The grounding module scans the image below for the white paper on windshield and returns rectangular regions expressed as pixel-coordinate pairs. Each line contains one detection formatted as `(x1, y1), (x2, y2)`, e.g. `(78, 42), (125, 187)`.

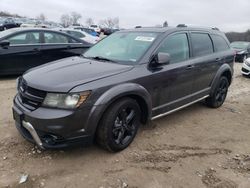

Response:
(135, 36), (155, 42)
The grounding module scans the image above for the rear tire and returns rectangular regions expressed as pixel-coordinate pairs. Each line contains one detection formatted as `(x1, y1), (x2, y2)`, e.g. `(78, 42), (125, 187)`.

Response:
(96, 98), (141, 152)
(205, 76), (229, 108)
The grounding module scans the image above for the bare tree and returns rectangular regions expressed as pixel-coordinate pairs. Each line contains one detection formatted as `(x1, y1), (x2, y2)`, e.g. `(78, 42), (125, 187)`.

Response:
(60, 14), (72, 27)
(0, 11), (22, 18)
(85, 18), (94, 26)
(36, 13), (46, 21)
(99, 17), (119, 28)
(71, 12), (82, 25)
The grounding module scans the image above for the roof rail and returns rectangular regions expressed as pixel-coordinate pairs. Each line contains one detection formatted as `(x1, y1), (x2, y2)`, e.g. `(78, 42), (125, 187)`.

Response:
(211, 27), (220, 31)
(176, 24), (187, 27)
(176, 24), (220, 31)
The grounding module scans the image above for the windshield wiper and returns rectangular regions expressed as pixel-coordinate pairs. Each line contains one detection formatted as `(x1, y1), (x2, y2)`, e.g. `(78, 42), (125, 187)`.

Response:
(89, 56), (116, 63)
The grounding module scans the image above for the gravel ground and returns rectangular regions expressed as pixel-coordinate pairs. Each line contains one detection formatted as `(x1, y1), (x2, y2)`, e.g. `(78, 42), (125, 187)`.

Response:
(0, 63), (249, 188)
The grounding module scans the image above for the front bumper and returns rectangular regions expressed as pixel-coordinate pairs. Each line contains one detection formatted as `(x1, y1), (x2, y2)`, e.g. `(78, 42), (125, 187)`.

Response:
(22, 121), (44, 149)
(13, 95), (98, 149)
(241, 63), (250, 76)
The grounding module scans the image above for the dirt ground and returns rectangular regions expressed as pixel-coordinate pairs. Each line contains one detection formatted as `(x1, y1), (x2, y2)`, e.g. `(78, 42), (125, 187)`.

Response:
(0, 63), (249, 188)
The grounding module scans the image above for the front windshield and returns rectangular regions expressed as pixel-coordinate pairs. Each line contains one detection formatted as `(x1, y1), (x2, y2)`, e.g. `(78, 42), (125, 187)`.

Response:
(84, 31), (158, 63)
(230, 42), (249, 49)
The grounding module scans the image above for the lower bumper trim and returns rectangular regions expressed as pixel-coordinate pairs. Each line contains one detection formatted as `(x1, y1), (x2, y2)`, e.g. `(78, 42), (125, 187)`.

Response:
(22, 121), (44, 149)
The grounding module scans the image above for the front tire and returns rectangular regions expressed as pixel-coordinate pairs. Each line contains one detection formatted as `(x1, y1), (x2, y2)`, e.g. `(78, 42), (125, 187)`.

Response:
(96, 98), (141, 152)
(205, 76), (229, 108)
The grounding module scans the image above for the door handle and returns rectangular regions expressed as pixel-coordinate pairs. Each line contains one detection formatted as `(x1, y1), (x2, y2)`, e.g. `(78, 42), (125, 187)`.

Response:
(67, 45), (72, 49)
(215, 58), (222, 62)
(33, 48), (40, 52)
(186, 65), (195, 70)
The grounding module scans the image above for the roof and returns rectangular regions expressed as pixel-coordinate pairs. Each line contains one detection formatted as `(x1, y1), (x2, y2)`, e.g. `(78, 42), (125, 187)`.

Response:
(5, 27), (56, 32)
(120, 26), (222, 34)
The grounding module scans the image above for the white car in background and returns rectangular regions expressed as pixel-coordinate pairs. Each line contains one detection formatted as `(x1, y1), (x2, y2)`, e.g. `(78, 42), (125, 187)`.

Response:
(58, 28), (100, 44)
(89, 24), (101, 33)
(20, 19), (38, 27)
(242, 58), (250, 77)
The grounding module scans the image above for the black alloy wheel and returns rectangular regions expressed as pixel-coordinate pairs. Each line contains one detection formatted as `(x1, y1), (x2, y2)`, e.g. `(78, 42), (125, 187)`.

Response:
(96, 98), (141, 152)
(205, 76), (229, 108)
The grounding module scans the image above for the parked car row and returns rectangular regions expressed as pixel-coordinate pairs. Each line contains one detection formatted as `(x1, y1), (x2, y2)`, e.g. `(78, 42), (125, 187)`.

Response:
(0, 28), (92, 75)
(0, 16), (63, 30)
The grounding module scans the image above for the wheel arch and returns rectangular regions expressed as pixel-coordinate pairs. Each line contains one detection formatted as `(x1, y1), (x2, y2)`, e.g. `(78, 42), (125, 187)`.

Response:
(86, 83), (152, 136)
(210, 64), (233, 95)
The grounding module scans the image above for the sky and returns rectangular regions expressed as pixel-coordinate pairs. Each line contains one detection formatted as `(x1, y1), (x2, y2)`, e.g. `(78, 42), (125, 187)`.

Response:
(1, 0), (250, 32)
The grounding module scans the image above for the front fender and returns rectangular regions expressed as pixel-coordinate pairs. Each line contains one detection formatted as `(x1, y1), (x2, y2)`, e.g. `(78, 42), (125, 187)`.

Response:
(85, 83), (152, 135)
(94, 83), (151, 106)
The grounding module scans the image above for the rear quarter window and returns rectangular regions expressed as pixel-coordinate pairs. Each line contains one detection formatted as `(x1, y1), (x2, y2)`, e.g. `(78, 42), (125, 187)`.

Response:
(211, 35), (230, 52)
(191, 33), (214, 57)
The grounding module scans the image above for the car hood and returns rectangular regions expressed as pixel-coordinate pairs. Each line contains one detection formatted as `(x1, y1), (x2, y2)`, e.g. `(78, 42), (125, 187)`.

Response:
(23, 56), (134, 92)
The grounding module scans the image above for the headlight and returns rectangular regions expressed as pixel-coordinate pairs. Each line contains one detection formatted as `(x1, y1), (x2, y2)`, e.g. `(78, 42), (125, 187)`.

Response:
(43, 91), (91, 109)
(245, 59), (250, 66)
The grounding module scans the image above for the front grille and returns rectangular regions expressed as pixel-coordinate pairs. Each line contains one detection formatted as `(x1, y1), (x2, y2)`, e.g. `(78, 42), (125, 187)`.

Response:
(17, 77), (46, 111)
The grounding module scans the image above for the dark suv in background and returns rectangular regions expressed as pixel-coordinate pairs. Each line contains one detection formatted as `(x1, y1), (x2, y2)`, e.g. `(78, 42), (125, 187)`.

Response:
(13, 26), (234, 152)
(0, 17), (19, 31)
(230, 41), (250, 62)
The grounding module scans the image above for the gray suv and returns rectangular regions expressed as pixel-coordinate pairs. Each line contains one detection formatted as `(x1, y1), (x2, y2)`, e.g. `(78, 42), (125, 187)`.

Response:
(13, 26), (234, 152)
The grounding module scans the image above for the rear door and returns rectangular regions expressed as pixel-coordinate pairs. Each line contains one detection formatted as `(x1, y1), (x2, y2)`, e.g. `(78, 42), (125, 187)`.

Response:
(0, 31), (42, 74)
(189, 32), (219, 96)
(40, 31), (89, 63)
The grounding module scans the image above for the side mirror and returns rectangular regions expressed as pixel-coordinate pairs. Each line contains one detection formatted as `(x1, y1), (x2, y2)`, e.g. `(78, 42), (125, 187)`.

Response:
(156, 52), (171, 65)
(0, 40), (10, 49)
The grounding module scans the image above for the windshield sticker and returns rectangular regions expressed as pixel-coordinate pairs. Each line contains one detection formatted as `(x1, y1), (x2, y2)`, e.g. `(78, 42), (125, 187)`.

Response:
(135, 36), (155, 42)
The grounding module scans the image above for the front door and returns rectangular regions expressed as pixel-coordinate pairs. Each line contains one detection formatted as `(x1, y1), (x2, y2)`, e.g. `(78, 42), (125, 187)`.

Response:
(149, 32), (196, 116)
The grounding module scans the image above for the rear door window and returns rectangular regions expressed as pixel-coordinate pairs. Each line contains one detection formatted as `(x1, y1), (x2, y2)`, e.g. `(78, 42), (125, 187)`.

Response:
(191, 33), (214, 57)
(211, 35), (230, 52)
